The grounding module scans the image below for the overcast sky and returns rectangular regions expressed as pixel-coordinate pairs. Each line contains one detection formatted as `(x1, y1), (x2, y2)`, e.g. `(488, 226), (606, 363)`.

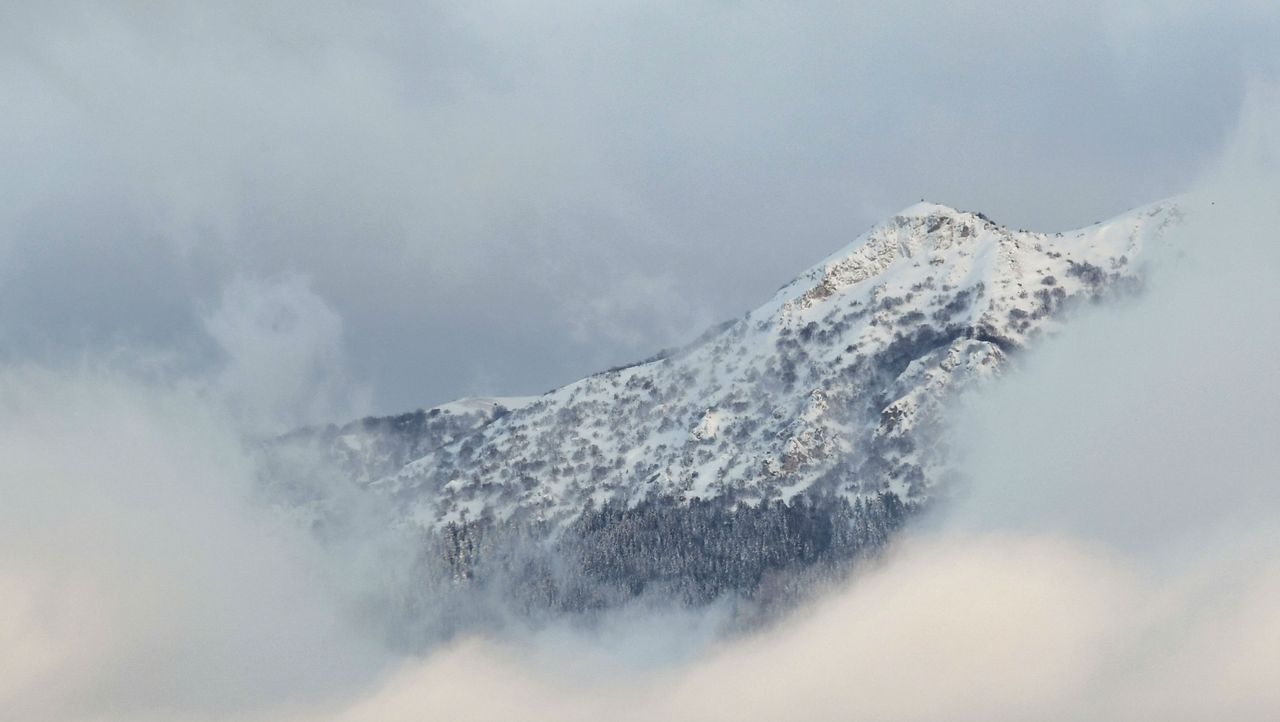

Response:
(2, 1), (1278, 420)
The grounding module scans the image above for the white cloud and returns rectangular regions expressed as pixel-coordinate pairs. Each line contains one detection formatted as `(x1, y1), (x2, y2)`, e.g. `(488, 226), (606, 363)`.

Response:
(0, 366), (388, 722)
(203, 274), (367, 433)
(278, 534), (1276, 722)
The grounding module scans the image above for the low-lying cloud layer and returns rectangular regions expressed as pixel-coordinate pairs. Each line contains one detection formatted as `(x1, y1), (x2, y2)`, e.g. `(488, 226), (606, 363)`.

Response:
(304, 536), (1278, 722)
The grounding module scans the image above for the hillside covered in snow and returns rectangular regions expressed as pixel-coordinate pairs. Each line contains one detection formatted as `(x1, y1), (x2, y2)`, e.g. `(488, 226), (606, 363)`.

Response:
(262, 200), (1184, 636)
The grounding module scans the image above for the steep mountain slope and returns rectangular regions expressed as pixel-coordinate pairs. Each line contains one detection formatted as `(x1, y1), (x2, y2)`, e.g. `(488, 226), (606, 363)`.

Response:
(371, 201), (1181, 527)
(262, 200), (1183, 634)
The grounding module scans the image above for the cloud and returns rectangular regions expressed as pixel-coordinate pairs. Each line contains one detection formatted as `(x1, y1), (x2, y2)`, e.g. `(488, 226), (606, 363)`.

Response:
(948, 81), (1280, 553)
(277, 534), (1277, 722)
(0, 366), (390, 722)
(1, 1), (1277, 411)
(203, 273), (367, 433)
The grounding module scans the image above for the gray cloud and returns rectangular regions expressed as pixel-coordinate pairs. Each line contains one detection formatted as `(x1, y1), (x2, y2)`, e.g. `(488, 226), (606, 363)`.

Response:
(1, 1), (1277, 414)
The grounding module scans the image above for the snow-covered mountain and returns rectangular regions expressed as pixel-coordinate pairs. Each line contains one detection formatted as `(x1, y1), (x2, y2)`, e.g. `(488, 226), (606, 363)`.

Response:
(263, 199), (1183, 632)
(360, 201), (1178, 521)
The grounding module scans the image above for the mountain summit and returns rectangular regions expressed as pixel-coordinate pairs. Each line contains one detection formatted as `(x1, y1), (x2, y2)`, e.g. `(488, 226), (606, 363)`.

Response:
(264, 199), (1184, 635)
(373, 200), (1180, 521)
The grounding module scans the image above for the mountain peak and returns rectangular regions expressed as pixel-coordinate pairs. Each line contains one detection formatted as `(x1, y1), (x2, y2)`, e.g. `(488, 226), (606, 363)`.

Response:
(270, 199), (1185, 533)
(892, 200), (967, 219)
(259, 197), (1189, 633)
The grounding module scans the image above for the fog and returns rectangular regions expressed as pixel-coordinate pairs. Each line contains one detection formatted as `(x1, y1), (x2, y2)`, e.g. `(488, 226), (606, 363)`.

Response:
(0, 367), (388, 721)
(4, 3), (1280, 720)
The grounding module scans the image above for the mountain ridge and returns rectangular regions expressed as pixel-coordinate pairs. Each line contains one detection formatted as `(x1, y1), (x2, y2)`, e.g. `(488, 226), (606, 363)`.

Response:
(256, 198), (1186, 638)
(267, 198), (1183, 533)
